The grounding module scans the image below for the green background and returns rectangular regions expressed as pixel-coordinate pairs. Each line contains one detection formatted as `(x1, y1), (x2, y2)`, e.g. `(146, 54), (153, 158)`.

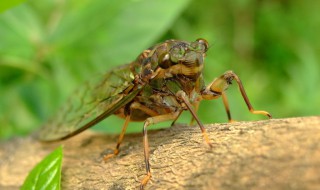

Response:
(1, 0), (319, 140)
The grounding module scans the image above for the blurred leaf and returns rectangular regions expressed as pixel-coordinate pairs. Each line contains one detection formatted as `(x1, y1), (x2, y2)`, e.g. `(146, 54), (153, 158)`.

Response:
(0, 0), (25, 13)
(21, 146), (63, 190)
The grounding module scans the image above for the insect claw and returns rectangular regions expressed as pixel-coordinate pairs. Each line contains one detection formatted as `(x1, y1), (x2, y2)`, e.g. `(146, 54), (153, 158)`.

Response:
(204, 139), (213, 148)
(140, 172), (151, 190)
(103, 153), (116, 161)
(267, 113), (272, 119)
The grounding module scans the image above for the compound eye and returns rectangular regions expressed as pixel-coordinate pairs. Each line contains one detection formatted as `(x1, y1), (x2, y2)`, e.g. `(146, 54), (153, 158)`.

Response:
(170, 46), (185, 63)
(172, 46), (185, 57)
(195, 38), (209, 52)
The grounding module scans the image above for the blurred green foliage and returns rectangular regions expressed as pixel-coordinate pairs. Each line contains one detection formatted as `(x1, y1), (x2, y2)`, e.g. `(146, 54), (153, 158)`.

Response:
(0, 0), (25, 13)
(0, 0), (319, 140)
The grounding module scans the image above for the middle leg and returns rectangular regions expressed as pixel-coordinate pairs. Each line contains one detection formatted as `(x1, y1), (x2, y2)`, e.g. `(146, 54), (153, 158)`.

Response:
(140, 112), (181, 189)
(103, 115), (130, 160)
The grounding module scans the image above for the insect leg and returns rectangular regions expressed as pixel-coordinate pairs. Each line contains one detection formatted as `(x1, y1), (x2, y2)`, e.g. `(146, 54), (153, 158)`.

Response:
(221, 91), (234, 122)
(171, 98), (201, 126)
(201, 70), (272, 121)
(140, 112), (180, 190)
(130, 102), (159, 117)
(103, 115), (130, 161)
(104, 101), (159, 161)
(176, 91), (212, 148)
(189, 101), (200, 125)
(170, 111), (182, 126)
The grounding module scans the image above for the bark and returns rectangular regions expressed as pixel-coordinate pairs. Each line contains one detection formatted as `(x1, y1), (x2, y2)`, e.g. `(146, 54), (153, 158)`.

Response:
(0, 116), (320, 190)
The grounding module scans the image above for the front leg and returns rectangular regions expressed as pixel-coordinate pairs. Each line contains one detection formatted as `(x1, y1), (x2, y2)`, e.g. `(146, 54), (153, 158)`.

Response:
(201, 70), (272, 121)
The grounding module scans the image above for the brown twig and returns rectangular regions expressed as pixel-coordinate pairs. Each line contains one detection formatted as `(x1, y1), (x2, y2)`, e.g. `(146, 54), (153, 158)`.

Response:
(0, 116), (320, 190)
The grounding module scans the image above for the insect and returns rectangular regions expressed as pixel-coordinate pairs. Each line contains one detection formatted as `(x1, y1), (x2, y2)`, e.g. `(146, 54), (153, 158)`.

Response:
(38, 38), (272, 189)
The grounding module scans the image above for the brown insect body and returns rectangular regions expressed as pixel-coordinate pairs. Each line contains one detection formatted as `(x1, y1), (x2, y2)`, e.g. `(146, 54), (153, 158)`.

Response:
(38, 39), (271, 189)
(117, 39), (206, 122)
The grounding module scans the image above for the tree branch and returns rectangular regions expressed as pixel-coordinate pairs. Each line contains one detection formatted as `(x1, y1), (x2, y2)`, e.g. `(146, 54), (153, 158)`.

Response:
(1, 116), (320, 189)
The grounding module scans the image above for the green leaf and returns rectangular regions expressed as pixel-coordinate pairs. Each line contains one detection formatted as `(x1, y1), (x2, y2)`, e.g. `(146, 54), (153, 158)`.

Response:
(0, 0), (25, 13)
(21, 146), (63, 190)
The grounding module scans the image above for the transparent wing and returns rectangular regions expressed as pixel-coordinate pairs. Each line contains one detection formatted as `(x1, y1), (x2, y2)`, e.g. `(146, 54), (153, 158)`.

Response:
(38, 64), (140, 141)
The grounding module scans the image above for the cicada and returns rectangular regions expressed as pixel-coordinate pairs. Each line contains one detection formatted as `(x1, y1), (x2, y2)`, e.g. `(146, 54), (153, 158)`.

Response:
(38, 38), (271, 189)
